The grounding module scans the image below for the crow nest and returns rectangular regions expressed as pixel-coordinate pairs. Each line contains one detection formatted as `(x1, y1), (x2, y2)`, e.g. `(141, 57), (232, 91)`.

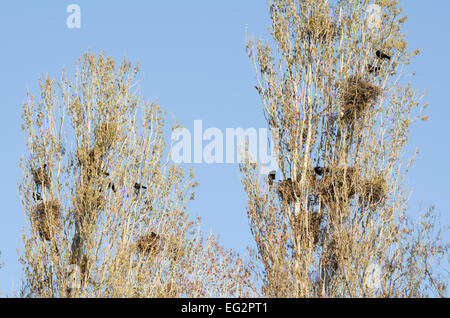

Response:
(302, 13), (338, 43)
(358, 175), (387, 208)
(293, 211), (323, 246)
(93, 121), (119, 157)
(32, 165), (50, 189)
(276, 173), (317, 205)
(32, 200), (61, 241)
(135, 232), (163, 257)
(276, 179), (300, 205)
(339, 75), (382, 123)
(317, 167), (358, 204)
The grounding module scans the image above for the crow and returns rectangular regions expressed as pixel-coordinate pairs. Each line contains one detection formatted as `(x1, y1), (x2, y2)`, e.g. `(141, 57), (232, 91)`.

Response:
(376, 50), (391, 60)
(108, 182), (116, 193)
(268, 170), (276, 186)
(32, 192), (42, 201)
(32, 164), (50, 189)
(134, 183), (147, 195)
(134, 183), (147, 190)
(314, 167), (330, 176)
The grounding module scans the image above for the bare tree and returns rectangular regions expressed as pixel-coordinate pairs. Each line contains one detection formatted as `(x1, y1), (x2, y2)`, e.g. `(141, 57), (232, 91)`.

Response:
(19, 52), (255, 298)
(242, 0), (448, 297)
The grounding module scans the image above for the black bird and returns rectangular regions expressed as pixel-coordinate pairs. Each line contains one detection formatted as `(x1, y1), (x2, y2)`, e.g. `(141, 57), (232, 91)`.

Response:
(108, 182), (116, 193)
(134, 183), (147, 190)
(376, 50), (391, 60)
(268, 170), (276, 186)
(367, 64), (381, 74)
(32, 192), (42, 201)
(314, 167), (330, 176)
(32, 164), (50, 189)
(134, 183), (147, 195)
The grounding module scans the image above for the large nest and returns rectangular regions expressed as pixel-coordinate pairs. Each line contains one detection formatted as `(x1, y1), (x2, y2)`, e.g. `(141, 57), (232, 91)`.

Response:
(302, 13), (338, 43)
(359, 176), (387, 208)
(340, 75), (382, 123)
(94, 122), (118, 156)
(276, 173), (317, 205)
(317, 167), (358, 203)
(135, 232), (163, 257)
(276, 179), (301, 205)
(32, 200), (61, 241)
(32, 165), (50, 189)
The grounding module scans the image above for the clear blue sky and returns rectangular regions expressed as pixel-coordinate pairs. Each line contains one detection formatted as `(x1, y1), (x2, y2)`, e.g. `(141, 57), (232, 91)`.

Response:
(0, 1), (449, 296)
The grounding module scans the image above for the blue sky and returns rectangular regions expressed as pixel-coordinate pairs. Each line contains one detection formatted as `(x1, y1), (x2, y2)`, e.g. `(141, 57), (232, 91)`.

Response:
(0, 1), (449, 296)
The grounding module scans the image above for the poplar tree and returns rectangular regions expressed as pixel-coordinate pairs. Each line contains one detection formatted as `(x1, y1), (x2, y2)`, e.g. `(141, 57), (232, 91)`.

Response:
(242, 0), (448, 297)
(20, 52), (254, 298)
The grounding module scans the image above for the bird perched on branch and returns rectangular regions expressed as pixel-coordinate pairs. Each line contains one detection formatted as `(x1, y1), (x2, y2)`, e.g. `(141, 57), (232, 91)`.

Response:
(376, 50), (391, 60)
(32, 192), (42, 201)
(32, 164), (50, 189)
(134, 183), (147, 195)
(268, 170), (276, 186)
(314, 167), (330, 176)
(108, 182), (116, 193)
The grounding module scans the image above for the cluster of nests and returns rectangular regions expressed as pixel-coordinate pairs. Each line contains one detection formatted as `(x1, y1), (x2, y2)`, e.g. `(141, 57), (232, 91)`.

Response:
(339, 75), (382, 123)
(316, 168), (387, 208)
(272, 167), (387, 209)
(272, 170), (386, 248)
(134, 232), (184, 261)
(299, 14), (384, 125)
(30, 163), (60, 241)
(29, 121), (119, 241)
(72, 122), (121, 217)
(299, 13), (384, 124)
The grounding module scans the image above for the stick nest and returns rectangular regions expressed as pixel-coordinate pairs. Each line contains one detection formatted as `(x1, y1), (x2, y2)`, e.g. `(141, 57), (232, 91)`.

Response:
(317, 167), (358, 203)
(359, 176), (387, 207)
(276, 179), (301, 205)
(276, 173), (317, 205)
(135, 232), (163, 257)
(340, 75), (382, 123)
(32, 200), (61, 241)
